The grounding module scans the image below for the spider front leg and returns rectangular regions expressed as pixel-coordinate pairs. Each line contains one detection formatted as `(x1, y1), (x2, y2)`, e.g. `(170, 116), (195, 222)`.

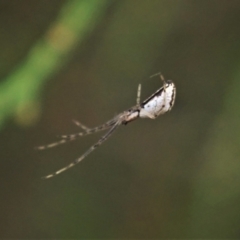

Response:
(43, 120), (121, 179)
(36, 117), (119, 150)
(61, 117), (118, 139)
(72, 119), (90, 131)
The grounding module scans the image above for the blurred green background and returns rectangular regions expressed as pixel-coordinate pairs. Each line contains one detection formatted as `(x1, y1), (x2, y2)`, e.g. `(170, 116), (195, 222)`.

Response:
(1, 0), (240, 238)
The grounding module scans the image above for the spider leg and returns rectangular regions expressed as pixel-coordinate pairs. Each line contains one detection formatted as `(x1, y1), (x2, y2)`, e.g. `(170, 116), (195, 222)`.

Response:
(72, 119), (90, 131)
(150, 72), (166, 90)
(61, 117), (117, 139)
(43, 120), (121, 179)
(159, 73), (167, 91)
(36, 138), (73, 150)
(35, 117), (118, 150)
(136, 84), (141, 106)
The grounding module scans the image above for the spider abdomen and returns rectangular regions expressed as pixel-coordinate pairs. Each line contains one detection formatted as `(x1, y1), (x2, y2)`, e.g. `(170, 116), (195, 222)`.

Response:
(139, 81), (176, 119)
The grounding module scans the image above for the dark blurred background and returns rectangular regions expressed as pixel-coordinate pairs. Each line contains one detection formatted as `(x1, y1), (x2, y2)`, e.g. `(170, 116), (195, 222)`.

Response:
(1, 0), (240, 238)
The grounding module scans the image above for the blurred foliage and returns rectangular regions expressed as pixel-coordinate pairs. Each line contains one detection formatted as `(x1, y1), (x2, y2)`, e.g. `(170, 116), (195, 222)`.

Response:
(1, 0), (240, 239)
(0, 0), (112, 128)
(189, 70), (240, 238)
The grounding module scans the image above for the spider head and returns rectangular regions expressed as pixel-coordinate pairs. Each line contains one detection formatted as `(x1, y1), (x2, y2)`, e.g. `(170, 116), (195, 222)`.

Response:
(122, 109), (140, 125)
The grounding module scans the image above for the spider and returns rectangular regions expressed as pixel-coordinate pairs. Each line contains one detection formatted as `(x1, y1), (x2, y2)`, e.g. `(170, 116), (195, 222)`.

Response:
(37, 73), (176, 179)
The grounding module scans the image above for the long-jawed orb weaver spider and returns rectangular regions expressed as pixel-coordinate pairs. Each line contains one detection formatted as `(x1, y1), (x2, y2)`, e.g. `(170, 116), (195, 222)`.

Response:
(37, 73), (176, 179)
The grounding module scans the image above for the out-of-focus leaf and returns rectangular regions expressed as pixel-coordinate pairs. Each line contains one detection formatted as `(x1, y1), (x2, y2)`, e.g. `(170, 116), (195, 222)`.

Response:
(0, 0), (113, 128)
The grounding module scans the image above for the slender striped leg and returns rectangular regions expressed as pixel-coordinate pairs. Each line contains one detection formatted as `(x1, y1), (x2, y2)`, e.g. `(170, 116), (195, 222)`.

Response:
(43, 120), (121, 179)
(36, 118), (118, 150)
(60, 117), (118, 139)
(36, 138), (76, 150)
(72, 119), (90, 131)
(136, 84), (141, 106)
(150, 72), (166, 90)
